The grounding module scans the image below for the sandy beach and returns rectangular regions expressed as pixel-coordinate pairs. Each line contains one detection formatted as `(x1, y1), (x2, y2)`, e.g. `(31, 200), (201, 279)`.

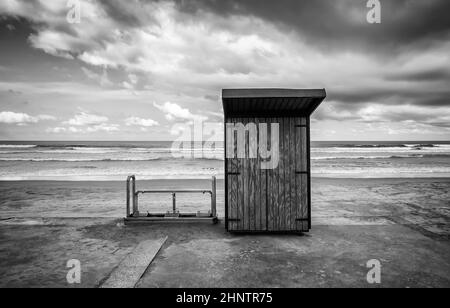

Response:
(1, 178), (449, 235)
(0, 177), (449, 288)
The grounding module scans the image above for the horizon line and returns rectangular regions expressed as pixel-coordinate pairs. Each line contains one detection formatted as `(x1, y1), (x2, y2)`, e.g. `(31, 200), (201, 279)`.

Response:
(0, 140), (449, 143)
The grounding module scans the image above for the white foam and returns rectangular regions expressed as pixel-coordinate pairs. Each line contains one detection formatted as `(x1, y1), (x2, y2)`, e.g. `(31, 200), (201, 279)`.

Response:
(0, 145), (37, 148)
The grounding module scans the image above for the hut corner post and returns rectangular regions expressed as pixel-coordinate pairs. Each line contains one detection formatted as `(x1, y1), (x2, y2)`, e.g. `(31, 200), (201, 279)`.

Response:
(211, 176), (217, 217)
(224, 116), (229, 230)
(307, 116), (312, 230)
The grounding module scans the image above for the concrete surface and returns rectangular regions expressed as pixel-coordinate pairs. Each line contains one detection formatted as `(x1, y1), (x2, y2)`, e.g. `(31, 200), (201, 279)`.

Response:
(0, 217), (449, 288)
(1, 178), (449, 287)
(136, 223), (450, 288)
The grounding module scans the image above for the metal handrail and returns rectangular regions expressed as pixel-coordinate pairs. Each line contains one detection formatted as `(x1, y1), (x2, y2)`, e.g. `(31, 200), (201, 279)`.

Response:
(137, 190), (212, 195)
(126, 176), (217, 218)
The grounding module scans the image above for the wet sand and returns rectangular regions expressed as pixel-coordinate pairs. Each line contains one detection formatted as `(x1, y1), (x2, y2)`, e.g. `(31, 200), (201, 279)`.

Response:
(0, 177), (449, 287)
(1, 178), (449, 229)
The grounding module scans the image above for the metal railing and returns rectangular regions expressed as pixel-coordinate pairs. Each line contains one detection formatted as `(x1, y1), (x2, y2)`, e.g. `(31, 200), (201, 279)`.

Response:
(126, 175), (217, 219)
(126, 175), (136, 218)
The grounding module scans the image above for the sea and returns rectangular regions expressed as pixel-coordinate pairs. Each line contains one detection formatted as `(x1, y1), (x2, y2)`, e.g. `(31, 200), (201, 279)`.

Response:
(0, 141), (449, 181)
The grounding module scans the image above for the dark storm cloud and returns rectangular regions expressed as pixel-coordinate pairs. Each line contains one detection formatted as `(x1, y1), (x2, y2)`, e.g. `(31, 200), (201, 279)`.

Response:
(8, 89), (22, 95)
(97, 0), (161, 28)
(98, 0), (142, 27)
(204, 94), (219, 101)
(175, 0), (450, 54)
(385, 68), (450, 82)
(331, 88), (450, 107)
(313, 99), (450, 129)
(430, 122), (450, 128)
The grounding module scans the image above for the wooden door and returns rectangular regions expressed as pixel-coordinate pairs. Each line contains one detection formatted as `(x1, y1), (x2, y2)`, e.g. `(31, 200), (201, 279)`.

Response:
(226, 117), (309, 232)
(226, 117), (266, 231)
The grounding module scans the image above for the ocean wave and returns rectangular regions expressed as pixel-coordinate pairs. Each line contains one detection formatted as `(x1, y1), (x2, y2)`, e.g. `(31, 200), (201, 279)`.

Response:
(409, 144), (436, 148)
(0, 156), (224, 162)
(4, 155), (447, 162)
(318, 144), (409, 148)
(1, 153), (448, 162)
(422, 154), (450, 158)
(0, 146), (225, 156)
(312, 155), (401, 160)
(311, 153), (450, 160)
(389, 155), (422, 159)
(31, 144), (168, 149)
(314, 143), (448, 149)
(0, 158), (164, 162)
(2, 143), (449, 153)
(26, 143), (222, 150)
(389, 154), (450, 159)
(0, 145), (37, 148)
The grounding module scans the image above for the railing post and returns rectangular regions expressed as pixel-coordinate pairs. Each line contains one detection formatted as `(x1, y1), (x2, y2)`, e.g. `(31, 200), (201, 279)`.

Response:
(132, 176), (139, 216)
(172, 193), (177, 214)
(211, 176), (217, 217)
(134, 193), (139, 217)
(126, 176), (130, 217)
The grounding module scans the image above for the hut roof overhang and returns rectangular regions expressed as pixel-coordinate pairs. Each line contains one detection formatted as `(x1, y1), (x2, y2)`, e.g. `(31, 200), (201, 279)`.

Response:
(222, 88), (326, 118)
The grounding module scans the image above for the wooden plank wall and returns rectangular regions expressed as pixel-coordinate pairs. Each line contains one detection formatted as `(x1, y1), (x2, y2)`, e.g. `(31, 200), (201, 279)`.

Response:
(226, 117), (239, 231)
(295, 117), (309, 231)
(226, 117), (308, 232)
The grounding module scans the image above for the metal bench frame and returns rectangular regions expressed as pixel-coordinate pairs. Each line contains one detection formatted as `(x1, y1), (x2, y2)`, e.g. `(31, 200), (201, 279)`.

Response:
(124, 175), (218, 224)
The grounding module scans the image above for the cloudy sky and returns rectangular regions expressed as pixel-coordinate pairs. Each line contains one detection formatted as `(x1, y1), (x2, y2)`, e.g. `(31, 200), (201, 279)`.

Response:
(0, 0), (449, 141)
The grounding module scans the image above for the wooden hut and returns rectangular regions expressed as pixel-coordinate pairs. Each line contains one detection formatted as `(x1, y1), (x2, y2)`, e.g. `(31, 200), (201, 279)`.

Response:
(223, 88), (326, 233)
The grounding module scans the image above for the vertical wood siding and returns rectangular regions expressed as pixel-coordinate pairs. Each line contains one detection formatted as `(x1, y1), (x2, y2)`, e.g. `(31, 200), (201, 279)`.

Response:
(226, 117), (309, 232)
